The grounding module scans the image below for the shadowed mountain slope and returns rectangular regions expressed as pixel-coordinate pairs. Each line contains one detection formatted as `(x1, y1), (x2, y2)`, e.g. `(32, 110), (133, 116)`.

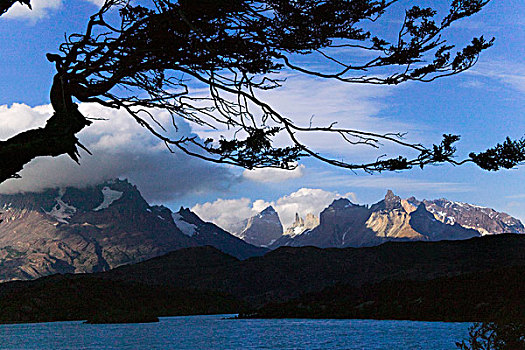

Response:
(103, 234), (525, 305)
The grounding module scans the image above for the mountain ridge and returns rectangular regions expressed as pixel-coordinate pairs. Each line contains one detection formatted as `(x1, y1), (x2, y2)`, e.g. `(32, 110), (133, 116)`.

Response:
(1, 181), (522, 282)
(0, 179), (266, 282)
(263, 190), (523, 249)
(101, 234), (525, 305)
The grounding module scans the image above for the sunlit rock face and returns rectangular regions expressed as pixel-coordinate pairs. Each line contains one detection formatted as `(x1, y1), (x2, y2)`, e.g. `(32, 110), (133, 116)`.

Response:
(271, 198), (379, 249)
(269, 190), (523, 249)
(233, 206), (283, 247)
(284, 213), (320, 237)
(365, 210), (423, 240)
(0, 179), (265, 282)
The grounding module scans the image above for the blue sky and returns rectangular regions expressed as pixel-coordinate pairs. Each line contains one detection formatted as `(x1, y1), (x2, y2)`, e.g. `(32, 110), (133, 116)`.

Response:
(0, 0), (523, 229)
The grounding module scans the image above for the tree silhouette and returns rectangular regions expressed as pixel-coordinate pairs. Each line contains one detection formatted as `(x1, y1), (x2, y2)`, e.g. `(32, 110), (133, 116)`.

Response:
(1, 0), (524, 184)
(0, 1), (31, 16)
(456, 322), (525, 350)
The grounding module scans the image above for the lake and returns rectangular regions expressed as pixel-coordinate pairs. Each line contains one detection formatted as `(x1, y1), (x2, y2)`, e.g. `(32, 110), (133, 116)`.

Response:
(0, 315), (471, 349)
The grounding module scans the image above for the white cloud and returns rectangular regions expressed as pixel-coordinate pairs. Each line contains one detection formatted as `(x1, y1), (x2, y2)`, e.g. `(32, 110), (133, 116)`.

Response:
(0, 103), (48, 139)
(304, 170), (473, 194)
(2, 0), (62, 21)
(500, 74), (525, 94)
(242, 164), (305, 183)
(85, 0), (106, 6)
(0, 103), (238, 202)
(505, 194), (525, 199)
(459, 80), (486, 89)
(468, 61), (525, 94)
(271, 188), (357, 229)
(190, 74), (423, 166)
(192, 187), (356, 231)
(191, 198), (257, 232)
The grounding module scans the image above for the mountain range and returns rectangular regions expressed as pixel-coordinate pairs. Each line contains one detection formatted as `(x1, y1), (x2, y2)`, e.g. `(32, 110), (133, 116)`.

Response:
(232, 190), (524, 248)
(0, 180), (523, 282)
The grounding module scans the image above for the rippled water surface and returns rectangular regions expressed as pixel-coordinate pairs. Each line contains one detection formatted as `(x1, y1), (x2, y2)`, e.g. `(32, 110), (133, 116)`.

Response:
(0, 315), (470, 349)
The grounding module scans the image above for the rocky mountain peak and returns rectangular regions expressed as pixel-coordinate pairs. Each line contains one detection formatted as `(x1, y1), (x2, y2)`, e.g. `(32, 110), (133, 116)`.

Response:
(99, 179), (149, 211)
(271, 190), (522, 249)
(289, 213), (305, 229)
(421, 198), (524, 235)
(234, 206), (283, 247)
(409, 202), (480, 241)
(175, 207), (203, 226)
(411, 202), (432, 218)
(385, 190), (403, 209)
(304, 213), (319, 228)
(328, 198), (353, 210)
(401, 198), (418, 213)
(260, 206), (277, 216)
(284, 212), (319, 237)
(35, 178), (147, 216)
(371, 190), (403, 212)
(294, 213), (304, 226)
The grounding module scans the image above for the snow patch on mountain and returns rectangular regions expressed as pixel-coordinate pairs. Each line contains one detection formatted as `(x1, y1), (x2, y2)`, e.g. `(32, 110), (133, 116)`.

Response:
(172, 213), (197, 237)
(45, 190), (77, 224)
(423, 198), (524, 235)
(93, 187), (123, 211)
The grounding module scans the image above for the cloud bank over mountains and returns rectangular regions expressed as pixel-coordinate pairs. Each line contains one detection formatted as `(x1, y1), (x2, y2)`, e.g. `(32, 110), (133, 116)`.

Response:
(0, 103), (237, 202)
(0, 71), (402, 204)
(192, 188), (357, 230)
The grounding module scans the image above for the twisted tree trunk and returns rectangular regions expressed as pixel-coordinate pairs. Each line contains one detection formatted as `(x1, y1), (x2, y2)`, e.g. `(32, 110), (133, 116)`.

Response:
(0, 74), (91, 183)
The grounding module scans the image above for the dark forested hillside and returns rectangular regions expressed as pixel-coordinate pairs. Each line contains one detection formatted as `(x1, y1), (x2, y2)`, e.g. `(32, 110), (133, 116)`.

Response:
(0, 234), (523, 323)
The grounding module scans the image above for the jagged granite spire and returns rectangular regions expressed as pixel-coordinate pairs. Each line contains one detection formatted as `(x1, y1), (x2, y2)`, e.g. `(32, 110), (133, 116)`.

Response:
(284, 212), (319, 237)
(370, 190), (403, 211)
